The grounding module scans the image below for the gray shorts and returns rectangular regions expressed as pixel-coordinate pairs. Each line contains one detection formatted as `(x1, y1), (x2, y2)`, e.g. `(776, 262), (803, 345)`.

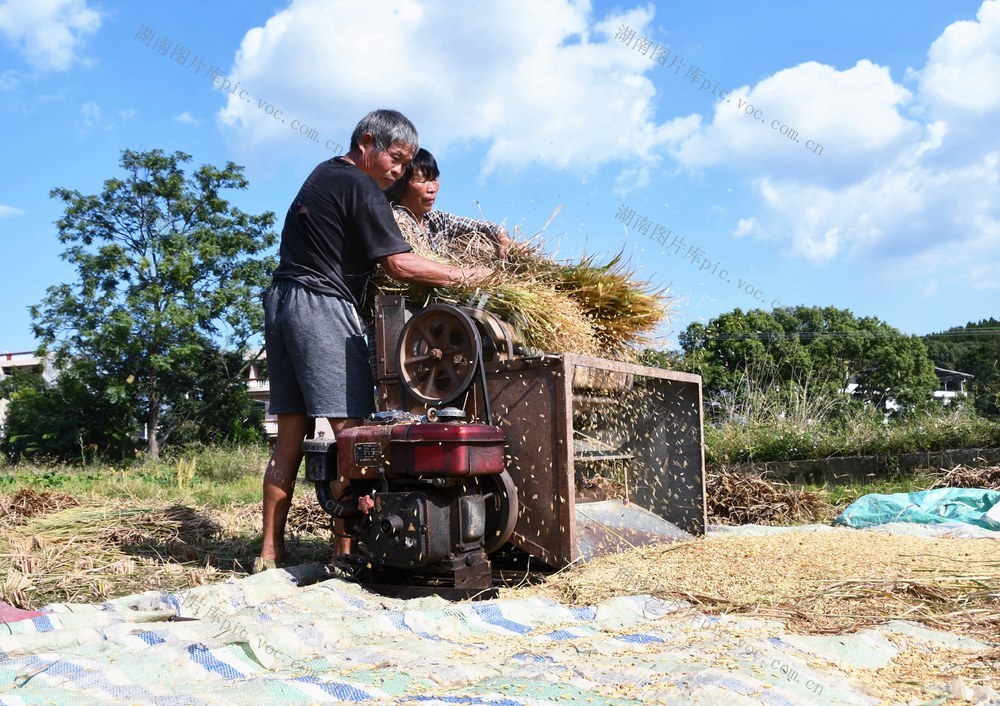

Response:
(263, 280), (375, 418)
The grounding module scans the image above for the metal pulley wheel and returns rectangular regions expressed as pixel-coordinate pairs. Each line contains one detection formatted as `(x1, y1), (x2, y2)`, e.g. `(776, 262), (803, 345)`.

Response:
(397, 304), (482, 405)
(462, 469), (519, 554)
(462, 306), (519, 363)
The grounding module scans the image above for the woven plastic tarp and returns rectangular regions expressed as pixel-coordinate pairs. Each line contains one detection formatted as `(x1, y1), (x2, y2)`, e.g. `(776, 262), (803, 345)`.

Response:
(834, 487), (1000, 530)
(0, 560), (994, 705)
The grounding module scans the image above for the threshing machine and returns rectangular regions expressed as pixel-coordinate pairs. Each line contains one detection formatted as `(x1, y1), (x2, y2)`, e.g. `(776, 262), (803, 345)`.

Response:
(303, 295), (706, 597)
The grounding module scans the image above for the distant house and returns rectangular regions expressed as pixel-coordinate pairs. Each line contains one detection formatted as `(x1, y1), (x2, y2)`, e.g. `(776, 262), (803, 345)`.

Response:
(244, 351), (276, 440)
(932, 367), (974, 405)
(0, 351), (54, 429)
(844, 366), (973, 411)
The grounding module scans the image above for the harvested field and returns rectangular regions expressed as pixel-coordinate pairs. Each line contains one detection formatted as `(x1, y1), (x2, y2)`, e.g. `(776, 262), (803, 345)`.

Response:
(0, 487), (333, 610)
(3, 479), (998, 702)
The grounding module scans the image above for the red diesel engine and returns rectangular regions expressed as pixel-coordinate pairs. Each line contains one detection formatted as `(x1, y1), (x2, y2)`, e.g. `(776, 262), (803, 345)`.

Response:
(303, 303), (521, 595)
(303, 408), (518, 593)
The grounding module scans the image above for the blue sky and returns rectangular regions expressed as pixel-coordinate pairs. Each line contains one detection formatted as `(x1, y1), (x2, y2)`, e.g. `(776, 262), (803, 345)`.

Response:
(1, 0), (997, 355)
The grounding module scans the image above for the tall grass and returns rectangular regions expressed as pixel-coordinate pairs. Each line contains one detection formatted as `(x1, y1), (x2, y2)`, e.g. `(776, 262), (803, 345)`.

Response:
(0, 444), (272, 507)
(707, 402), (1000, 466)
(701, 360), (1000, 466)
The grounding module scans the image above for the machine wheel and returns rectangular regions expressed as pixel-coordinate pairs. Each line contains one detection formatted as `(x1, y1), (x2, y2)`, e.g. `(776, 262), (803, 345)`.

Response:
(480, 470), (519, 554)
(463, 307), (518, 362)
(397, 304), (482, 406)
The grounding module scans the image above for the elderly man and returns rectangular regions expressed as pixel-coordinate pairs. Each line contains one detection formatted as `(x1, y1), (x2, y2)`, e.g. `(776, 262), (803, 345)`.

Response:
(258, 109), (491, 572)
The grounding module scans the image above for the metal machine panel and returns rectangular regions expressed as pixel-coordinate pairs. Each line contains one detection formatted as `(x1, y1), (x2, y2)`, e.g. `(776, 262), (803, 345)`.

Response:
(564, 354), (707, 538)
(483, 358), (575, 568)
(574, 500), (693, 560)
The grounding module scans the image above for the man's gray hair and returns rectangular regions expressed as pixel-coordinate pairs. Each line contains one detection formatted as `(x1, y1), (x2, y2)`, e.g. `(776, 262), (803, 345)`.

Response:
(350, 109), (419, 153)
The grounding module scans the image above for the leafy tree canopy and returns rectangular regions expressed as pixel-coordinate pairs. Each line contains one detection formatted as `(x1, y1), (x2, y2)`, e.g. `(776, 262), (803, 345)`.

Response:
(679, 305), (939, 412)
(30, 149), (277, 458)
(1, 363), (135, 463)
(925, 318), (1000, 418)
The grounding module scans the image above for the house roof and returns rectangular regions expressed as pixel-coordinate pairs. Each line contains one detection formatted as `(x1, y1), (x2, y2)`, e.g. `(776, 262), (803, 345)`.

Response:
(934, 366), (974, 380)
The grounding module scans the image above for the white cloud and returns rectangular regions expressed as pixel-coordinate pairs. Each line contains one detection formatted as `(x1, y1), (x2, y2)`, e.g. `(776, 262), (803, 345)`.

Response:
(173, 111), (200, 125)
(0, 204), (26, 218)
(737, 134), (1000, 270)
(732, 217), (755, 238)
(0, 0), (101, 72)
(0, 68), (18, 90)
(80, 99), (101, 127)
(668, 0), (1000, 291)
(218, 0), (677, 176)
(968, 262), (1000, 289)
(78, 100), (131, 130)
(920, 0), (1000, 114)
(673, 59), (921, 184)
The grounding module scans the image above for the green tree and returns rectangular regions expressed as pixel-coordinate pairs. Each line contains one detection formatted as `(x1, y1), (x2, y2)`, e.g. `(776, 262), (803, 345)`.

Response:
(679, 305), (938, 415)
(925, 318), (1000, 418)
(158, 344), (266, 447)
(1, 363), (135, 463)
(31, 149), (277, 458)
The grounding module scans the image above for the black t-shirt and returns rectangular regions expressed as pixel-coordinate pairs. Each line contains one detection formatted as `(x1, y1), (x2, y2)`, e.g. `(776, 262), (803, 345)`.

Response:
(272, 157), (412, 305)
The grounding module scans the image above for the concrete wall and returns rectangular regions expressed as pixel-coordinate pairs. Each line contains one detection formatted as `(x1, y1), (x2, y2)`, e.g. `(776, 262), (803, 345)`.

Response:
(721, 447), (1000, 485)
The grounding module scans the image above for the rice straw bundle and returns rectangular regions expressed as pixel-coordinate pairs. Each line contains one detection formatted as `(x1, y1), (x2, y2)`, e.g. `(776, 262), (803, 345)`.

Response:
(0, 488), (78, 527)
(374, 212), (672, 360)
(705, 469), (832, 525)
(930, 462), (1000, 491)
(550, 253), (669, 356)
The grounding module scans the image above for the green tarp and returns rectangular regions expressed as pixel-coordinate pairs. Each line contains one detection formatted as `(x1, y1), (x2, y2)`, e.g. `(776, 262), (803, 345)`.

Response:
(834, 487), (1000, 530)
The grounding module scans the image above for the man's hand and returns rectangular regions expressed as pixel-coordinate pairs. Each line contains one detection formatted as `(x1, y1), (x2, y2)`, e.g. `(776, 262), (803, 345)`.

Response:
(459, 266), (493, 286)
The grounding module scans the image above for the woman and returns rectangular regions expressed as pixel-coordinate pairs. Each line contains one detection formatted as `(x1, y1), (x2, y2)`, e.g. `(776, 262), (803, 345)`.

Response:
(385, 149), (515, 257)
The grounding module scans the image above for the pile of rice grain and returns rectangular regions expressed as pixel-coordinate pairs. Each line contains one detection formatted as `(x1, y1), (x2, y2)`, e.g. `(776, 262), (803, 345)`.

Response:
(513, 529), (999, 702)
(515, 528), (1000, 640)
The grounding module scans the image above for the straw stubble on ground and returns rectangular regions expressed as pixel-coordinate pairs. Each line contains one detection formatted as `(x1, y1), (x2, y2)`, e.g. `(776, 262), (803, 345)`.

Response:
(0, 487), (334, 609)
(705, 468), (834, 525)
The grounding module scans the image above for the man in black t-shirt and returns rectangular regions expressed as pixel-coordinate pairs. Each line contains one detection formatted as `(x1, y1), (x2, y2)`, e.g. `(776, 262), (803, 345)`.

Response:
(259, 109), (491, 572)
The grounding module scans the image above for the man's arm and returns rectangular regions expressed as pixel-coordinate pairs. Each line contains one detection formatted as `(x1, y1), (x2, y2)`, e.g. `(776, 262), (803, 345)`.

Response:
(379, 251), (491, 287)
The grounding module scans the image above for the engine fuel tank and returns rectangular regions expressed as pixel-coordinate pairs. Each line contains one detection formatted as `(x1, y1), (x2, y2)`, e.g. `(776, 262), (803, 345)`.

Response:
(337, 422), (505, 480)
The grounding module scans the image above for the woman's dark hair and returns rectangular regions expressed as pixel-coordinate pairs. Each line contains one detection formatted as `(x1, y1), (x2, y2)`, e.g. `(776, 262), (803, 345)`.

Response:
(384, 148), (440, 204)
